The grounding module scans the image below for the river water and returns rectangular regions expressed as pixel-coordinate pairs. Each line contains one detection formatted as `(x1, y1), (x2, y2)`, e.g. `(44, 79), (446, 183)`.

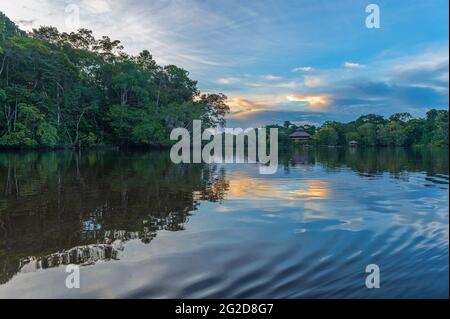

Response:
(0, 147), (448, 298)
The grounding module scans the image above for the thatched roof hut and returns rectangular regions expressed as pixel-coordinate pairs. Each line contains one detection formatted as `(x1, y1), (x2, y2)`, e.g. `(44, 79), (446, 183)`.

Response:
(289, 129), (312, 141)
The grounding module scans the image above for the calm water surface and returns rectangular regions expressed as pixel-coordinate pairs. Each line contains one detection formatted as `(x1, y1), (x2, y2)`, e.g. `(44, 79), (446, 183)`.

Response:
(0, 148), (448, 298)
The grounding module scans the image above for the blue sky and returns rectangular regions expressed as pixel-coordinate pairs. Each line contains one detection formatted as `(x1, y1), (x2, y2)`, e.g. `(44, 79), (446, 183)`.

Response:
(2, 0), (448, 127)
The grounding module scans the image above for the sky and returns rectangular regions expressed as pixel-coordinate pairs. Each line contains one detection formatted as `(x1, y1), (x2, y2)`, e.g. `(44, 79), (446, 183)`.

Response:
(1, 0), (448, 127)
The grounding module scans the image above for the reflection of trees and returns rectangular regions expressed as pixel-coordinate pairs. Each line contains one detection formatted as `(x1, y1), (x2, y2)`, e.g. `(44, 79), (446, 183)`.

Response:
(282, 147), (449, 177)
(0, 151), (229, 284)
(194, 167), (229, 202)
(20, 243), (122, 273)
(278, 146), (316, 174)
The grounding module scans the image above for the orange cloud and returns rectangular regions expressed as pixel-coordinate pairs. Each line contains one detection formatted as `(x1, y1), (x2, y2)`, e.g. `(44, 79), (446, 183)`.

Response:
(286, 94), (330, 109)
(228, 96), (284, 118)
(226, 93), (331, 118)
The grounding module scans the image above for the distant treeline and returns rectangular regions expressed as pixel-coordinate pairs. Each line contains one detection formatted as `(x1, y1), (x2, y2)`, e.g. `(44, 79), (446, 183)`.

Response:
(270, 110), (449, 147)
(0, 12), (229, 149)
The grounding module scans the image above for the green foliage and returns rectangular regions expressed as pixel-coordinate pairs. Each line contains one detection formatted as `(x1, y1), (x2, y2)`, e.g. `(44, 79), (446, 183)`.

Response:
(377, 121), (406, 146)
(133, 118), (168, 146)
(0, 130), (37, 147)
(355, 114), (386, 126)
(345, 132), (360, 143)
(37, 123), (58, 147)
(358, 123), (377, 146)
(315, 127), (339, 146)
(276, 110), (448, 148)
(86, 132), (97, 145)
(0, 11), (229, 149)
(0, 12), (25, 43)
(425, 109), (449, 147)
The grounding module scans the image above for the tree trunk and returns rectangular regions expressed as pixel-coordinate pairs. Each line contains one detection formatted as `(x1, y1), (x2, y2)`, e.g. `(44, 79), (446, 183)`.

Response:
(73, 109), (86, 148)
(0, 54), (6, 77)
(13, 99), (17, 132)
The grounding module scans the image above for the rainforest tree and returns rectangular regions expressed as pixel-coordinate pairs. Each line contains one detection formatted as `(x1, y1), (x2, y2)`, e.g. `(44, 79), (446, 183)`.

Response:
(0, 12), (230, 149)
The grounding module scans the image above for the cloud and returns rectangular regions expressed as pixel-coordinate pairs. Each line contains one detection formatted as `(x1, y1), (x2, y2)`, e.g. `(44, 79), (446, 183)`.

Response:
(245, 82), (265, 88)
(218, 46), (448, 126)
(226, 93), (331, 119)
(2, 0), (270, 72)
(387, 49), (449, 93)
(221, 47), (447, 122)
(226, 110), (347, 128)
(286, 94), (330, 109)
(292, 66), (314, 72)
(344, 62), (364, 69)
(15, 19), (36, 26)
(263, 75), (282, 81)
(304, 76), (325, 88)
(227, 97), (272, 118)
(272, 81), (303, 89)
(216, 77), (240, 85)
(81, 0), (112, 13)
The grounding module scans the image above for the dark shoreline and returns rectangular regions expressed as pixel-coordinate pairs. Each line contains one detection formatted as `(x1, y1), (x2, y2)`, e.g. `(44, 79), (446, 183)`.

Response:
(0, 144), (447, 156)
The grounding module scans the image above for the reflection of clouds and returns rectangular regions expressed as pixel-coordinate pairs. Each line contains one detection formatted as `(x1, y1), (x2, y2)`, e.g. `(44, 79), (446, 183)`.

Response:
(285, 181), (329, 200)
(302, 201), (328, 220)
(303, 211), (326, 221)
(211, 163), (447, 243)
(223, 174), (330, 201)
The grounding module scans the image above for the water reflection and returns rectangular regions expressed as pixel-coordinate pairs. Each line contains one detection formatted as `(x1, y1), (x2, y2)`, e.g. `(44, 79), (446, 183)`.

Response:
(0, 147), (448, 298)
(0, 151), (227, 283)
(280, 147), (448, 177)
(224, 176), (330, 200)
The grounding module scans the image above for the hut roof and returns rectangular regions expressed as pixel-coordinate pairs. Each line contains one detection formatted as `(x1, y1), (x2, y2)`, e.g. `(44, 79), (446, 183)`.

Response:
(348, 140), (358, 144)
(289, 130), (312, 138)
